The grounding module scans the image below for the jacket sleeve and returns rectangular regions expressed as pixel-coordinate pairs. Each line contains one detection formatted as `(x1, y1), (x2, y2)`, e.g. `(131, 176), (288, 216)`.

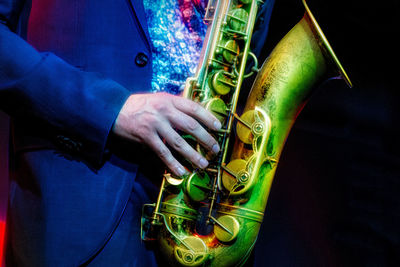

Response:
(0, 2), (132, 165)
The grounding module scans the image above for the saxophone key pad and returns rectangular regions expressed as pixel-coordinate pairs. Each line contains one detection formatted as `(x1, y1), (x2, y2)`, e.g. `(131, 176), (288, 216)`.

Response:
(174, 236), (208, 266)
(213, 215), (240, 242)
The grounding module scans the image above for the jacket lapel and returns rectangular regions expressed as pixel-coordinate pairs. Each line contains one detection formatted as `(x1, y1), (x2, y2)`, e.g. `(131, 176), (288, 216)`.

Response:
(127, 0), (152, 52)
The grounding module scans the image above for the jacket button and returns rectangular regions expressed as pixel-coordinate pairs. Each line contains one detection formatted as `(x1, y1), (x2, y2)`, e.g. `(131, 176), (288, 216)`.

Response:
(135, 52), (149, 67)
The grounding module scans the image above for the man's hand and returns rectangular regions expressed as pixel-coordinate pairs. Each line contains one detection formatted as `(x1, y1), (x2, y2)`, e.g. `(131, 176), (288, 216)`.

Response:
(113, 93), (221, 176)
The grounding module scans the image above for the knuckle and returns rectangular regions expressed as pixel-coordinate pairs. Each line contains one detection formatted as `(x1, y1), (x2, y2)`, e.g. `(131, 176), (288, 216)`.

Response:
(146, 114), (159, 125)
(135, 124), (152, 140)
(159, 92), (170, 98)
(152, 95), (172, 113)
(172, 135), (185, 149)
(157, 147), (171, 160)
(153, 101), (167, 113)
(190, 103), (200, 114)
(186, 118), (199, 132)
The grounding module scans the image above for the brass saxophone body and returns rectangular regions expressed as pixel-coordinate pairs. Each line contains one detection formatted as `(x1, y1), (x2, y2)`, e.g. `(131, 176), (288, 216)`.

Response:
(141, 1), (352, 266)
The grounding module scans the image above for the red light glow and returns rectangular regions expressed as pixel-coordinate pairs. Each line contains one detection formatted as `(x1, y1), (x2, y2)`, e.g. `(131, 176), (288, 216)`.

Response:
(0, 221), (5, 267)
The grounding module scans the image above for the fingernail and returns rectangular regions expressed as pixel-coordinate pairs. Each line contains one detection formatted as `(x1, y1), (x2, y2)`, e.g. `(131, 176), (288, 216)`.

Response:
(214, 120), (222, 130)
(176, 166), (186, 176)
(212, 143), (220, 154)
(199, 158), (208, 169)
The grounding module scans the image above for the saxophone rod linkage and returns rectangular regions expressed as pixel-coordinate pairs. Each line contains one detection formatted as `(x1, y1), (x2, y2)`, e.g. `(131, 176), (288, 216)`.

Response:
(233, 113), (252, 129)
(217, 0), (260, 168)
(206, 166), (220, 223)
(209, 215), (234, 235)
(156, 212), (195, 252)
(220, 164), (237, 178)
(151, 177), (166, 223)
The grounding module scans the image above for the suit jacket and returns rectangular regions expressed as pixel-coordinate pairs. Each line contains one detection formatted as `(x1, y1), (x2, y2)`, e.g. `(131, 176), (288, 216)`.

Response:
(0, 0), (274, 266)
(1, 0), (156, 265)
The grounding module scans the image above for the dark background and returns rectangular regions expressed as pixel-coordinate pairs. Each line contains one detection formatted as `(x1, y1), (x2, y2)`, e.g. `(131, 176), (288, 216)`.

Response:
(252, 0), (400, 266)
(1, 0), (399, 266)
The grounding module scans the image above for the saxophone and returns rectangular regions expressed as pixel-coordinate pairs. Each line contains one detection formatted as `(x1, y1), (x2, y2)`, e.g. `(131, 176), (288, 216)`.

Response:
(141, 0), (352, 266)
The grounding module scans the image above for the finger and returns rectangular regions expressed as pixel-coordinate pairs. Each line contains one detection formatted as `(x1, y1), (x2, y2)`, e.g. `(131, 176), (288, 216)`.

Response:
(168, 110), (220, 154)
(156, 121), (209, 169)
(145, 133), (187, 176)
(172, 97), (222, 131)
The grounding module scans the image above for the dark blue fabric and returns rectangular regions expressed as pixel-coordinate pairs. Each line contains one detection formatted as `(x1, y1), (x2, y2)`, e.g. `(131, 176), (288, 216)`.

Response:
(84, 171), (158, 267)
(7, 151), (136, 266)
(0, 0), (157, 265)
(0, 0), (275, 265)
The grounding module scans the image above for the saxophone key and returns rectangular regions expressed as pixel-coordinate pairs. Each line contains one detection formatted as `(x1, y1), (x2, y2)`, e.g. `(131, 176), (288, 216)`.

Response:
(184, 172), (213, 202)
(221, 159), (248, 192)
(236, 109), (266, 144)
(204, 97), (228, 125)
(227, 8), (249, 34)
(219, 39), (240, 64)
(211, 70), (236, 95)
(213, 215), (240, 243)
(174, 236), (208, 266)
